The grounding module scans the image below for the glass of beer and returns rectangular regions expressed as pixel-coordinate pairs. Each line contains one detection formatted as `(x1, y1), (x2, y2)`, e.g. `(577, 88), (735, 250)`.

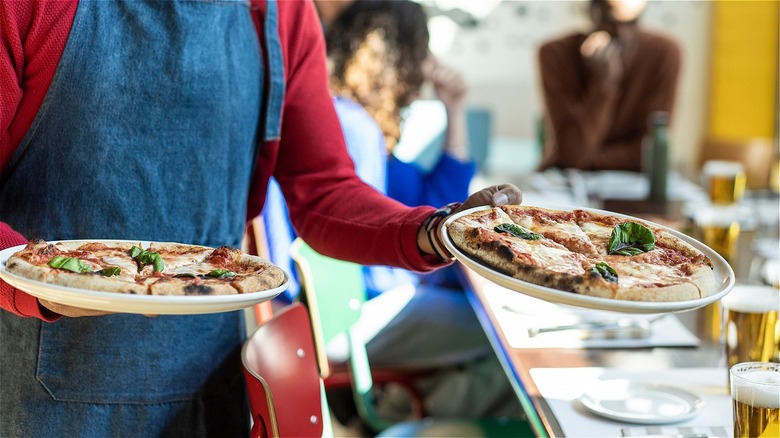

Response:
(730, 362), (780, 438)
(702, 160), (747, 205)
(723, 285), (780, 374)
(694, 206), (741, 264)
(694, 206), (742, 342)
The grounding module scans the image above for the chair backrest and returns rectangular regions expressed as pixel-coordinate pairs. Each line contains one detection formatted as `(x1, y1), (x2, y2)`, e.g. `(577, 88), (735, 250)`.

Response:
(289, 238), (364, 379)
(243, 217), (274, 324)
(289, 238), (398, 432)
(241, 303), (325, 438)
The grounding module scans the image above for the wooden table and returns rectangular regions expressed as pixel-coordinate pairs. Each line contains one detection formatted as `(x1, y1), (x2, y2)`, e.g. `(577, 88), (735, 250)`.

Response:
(459, 266), (726, 438)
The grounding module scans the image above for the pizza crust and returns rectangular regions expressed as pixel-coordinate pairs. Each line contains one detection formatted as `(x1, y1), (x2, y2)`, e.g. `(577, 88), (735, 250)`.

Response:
(149, 278), (238, 296)
(612, 282), (700, 302)
(5, 256), (55, 284)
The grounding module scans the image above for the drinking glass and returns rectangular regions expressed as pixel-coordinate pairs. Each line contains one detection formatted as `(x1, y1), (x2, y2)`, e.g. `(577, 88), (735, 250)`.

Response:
(730, 362), (779, 438)
(694, 206), (741, 264)
(702, 160), (747, 205)
(723, 286), (780, 376)
(694, 206), (742, 341)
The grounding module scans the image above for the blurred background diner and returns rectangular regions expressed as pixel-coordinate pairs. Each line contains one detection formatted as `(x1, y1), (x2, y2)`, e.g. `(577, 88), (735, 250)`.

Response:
(416, 0), (777, 188)
(392, 0), (778, 285)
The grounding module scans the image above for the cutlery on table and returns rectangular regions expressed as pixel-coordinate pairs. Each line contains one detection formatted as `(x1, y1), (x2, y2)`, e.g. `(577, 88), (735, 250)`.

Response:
(527, 318), (653, 339)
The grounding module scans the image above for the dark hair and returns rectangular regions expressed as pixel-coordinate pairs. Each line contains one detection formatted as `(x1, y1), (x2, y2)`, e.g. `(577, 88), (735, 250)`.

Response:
(326, 0), (430, 152)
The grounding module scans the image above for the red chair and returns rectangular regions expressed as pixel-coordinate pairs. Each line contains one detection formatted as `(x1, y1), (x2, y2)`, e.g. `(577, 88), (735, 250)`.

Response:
(241, 303), (328, 437)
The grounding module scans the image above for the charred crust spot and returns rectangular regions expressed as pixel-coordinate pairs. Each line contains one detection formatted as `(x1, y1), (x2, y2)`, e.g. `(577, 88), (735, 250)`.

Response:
(6, 261), (17, 269)
(495, 245), (514, 262)
(550, 276), (580, 292)
(184, 284), (214, 295)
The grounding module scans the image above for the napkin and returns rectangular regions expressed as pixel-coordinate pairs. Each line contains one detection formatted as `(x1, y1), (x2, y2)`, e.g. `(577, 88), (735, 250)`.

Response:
(530, 367), (732, 438)
(484, 283), (700, 349)
(620, 425), (732, 437)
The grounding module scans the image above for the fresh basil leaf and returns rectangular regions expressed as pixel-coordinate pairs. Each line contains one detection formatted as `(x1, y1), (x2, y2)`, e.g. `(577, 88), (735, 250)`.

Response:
(129, 246), (142, 259)
(589, 262), (618, 283)
(206, 269), (237, 279)
(495, 223), (542, 240)
(608, 222), (656, 256)
(151, 253), (164, 273)
(48, 256), (93, 273)
(48, 256), (68, 268)
(129, 247), (165, 273)
(99, 267), (121, 277)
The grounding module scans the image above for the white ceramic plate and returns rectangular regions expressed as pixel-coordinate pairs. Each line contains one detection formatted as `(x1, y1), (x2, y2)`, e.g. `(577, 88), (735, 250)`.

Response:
(578, 379), (704, 424)
(440, 206), (735, 314)
(0, 241), (289, 315)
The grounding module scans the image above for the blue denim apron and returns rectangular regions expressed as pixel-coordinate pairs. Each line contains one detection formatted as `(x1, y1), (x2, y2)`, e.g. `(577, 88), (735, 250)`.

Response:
(0, 1), (283, 435)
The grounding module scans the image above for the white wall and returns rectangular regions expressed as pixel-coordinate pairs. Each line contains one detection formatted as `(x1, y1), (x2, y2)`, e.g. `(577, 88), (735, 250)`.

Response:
(431, 1), (712, 176)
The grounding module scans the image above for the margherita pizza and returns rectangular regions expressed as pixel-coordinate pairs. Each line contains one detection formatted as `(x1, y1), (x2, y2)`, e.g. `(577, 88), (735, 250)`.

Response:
(5, 239), (286, 296)
(447, 205), (717, 302)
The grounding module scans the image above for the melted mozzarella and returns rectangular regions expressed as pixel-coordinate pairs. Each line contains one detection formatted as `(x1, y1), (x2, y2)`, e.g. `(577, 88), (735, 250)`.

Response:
(101, 256), (139, 273)
(614, 259), (684, 287)
(155, 250), (212, 270)
(166, 263), (223, 277)
(505, 236), (585, 275)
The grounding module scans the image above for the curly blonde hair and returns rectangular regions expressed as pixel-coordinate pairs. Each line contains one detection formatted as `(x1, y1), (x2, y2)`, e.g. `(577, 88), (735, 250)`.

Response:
(326, 0), (429, 153)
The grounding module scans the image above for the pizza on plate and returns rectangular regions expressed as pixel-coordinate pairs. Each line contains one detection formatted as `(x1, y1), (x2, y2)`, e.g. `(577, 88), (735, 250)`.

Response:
(5, 239), (286, 296)
(446, 205), (717, 302)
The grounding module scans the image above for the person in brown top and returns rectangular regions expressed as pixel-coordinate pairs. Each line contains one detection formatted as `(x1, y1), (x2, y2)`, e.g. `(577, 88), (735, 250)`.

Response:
(538, 0), (681, 171)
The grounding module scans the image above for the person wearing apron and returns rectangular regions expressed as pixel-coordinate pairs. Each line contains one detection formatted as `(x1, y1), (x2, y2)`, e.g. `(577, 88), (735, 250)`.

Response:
(0, 1), (525, 436)
(0, 1), (278, 435)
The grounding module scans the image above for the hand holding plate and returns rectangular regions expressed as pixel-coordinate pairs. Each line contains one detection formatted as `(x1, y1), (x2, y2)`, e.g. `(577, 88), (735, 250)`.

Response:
(458, 184), (523, 213)
(39, 299), (114, 317)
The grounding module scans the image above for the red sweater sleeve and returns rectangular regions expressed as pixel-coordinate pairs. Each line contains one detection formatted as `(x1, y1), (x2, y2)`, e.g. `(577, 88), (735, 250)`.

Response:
(1, 0), (77, 171)
(1, 1), (74, 320)
(0, 222), (60, 321)
(269, 0), (443, 272)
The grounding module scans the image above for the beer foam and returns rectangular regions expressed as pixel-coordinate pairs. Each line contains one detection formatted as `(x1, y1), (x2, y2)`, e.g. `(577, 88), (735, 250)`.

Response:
(732, 369), (780, 408)
(722, 285), (780, 313)
(703, 160), (744, 177)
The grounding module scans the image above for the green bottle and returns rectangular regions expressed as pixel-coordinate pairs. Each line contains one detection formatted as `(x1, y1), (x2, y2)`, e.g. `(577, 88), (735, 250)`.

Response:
(643, 111), (669, 201)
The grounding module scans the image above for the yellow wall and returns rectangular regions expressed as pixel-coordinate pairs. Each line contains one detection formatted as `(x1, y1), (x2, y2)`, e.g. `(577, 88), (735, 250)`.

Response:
(708, 0), (779, 139)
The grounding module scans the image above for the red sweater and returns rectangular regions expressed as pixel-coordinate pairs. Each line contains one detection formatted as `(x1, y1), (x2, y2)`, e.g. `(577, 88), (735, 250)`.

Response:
(0, 0), (440, 320)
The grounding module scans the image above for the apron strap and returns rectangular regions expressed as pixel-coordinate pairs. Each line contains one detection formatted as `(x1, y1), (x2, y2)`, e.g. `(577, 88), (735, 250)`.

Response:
(262, 0), (285, 141)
